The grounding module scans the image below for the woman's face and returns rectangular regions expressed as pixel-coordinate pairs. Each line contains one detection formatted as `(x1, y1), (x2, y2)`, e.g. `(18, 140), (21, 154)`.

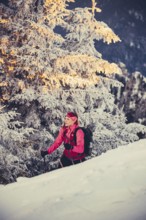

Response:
(64, 117), (76, 127)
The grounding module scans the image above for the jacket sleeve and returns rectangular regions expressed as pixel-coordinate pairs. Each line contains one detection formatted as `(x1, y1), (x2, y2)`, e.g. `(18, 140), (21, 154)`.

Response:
(72, 129), (84, 153)
(47, 128), (64, 154)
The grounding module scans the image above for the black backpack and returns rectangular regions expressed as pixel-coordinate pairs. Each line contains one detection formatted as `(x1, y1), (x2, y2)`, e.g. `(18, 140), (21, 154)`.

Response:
(74, 127), (93, 156)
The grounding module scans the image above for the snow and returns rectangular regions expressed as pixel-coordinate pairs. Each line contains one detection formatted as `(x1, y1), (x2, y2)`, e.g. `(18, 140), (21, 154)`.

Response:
(0, 139), (146, 220)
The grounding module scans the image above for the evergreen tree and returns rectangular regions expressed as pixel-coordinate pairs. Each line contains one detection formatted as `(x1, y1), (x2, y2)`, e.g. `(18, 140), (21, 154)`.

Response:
(0, 0), (145, 183)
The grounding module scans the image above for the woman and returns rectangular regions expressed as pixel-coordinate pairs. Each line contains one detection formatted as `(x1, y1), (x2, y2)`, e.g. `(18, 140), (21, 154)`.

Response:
(41, 112), (85, 167)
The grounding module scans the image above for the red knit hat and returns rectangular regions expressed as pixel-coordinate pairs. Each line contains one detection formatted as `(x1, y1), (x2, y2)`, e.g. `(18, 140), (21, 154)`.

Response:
(66, 112), (78, 118)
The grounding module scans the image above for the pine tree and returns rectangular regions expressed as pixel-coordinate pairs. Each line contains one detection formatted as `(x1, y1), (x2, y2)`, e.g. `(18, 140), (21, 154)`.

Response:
(0, 0), (146, 183)
(0, 0), (121, 94)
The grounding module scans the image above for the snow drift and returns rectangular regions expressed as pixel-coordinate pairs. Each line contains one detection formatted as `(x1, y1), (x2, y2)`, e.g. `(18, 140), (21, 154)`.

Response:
(0, 139), (146, 220)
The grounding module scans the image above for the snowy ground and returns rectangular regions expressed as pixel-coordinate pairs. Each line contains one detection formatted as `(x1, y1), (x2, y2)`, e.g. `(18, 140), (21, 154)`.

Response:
(0, 139), (146, 220)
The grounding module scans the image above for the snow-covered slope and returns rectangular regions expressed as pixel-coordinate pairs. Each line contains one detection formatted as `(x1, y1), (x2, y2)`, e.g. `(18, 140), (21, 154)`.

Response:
(0, 139), (146, 220)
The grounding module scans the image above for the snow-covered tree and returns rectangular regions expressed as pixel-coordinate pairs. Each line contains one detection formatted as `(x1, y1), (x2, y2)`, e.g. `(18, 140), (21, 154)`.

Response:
(0, 0), (146, 184)
(0, 0), (121, 95)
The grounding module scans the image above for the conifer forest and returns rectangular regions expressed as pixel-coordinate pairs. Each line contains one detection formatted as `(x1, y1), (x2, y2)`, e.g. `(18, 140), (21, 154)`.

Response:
(0, 0), (146, 184)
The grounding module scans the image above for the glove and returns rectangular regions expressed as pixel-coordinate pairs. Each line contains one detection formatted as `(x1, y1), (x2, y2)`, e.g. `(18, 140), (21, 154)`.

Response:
(64, 143), (73, 150)
(41, 150), (48, 158)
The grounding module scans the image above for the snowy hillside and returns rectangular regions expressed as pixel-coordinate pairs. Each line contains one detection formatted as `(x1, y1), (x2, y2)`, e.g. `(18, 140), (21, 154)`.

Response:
(0, 139), (146, 220)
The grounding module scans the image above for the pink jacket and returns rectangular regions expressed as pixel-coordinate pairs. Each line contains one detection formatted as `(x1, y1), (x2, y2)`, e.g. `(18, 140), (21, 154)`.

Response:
(47, 124), (85, 160)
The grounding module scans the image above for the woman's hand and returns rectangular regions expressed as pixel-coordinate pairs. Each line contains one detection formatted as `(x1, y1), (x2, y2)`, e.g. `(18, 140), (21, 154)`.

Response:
(41, 150), (48, 158)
